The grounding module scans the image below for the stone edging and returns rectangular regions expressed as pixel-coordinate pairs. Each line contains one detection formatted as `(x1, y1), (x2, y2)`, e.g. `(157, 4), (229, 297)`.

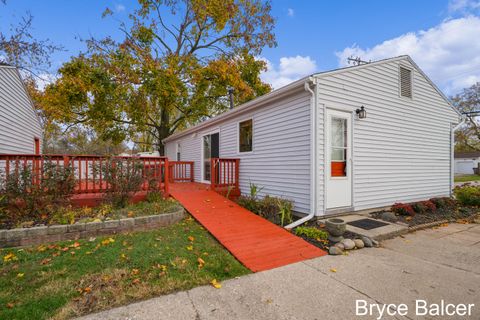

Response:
(0, 207), (185, 248)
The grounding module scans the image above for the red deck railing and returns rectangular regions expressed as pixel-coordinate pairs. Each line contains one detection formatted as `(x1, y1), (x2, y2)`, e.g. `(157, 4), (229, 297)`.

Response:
(210, 158), (240, 197)
(0, 154), (169, 197)
(169, 161), (194, 182)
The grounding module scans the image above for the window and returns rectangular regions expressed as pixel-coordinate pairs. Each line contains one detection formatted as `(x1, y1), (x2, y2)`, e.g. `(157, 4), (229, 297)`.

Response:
(399, 66), (412, 98)
(238, 119), (253, 152)
(176, 143), (181, 161)
(331, 117), (347, 177)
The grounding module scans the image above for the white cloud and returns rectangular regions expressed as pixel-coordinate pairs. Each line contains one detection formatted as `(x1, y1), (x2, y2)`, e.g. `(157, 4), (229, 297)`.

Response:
(336, 16), (480, 95)
(287, 8), (294, 17)
(260, 55), (317, 89)
(448, 0), (480, 13)
(115, 4), (126, 13)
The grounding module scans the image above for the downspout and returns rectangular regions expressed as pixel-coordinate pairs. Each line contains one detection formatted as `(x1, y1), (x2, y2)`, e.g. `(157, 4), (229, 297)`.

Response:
(285, 77), (317, 229)
(450, 116), (466, 195)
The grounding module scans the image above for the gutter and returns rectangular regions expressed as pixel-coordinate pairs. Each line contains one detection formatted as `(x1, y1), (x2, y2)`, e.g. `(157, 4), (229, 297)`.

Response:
(285, 77), (317, 230)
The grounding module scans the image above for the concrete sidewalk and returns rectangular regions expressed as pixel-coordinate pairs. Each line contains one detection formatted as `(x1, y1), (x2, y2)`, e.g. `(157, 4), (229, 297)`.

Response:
(80, 223), (480, 320)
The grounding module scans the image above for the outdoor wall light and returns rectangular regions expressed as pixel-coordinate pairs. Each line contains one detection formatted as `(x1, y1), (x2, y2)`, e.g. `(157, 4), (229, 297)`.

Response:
(356, 106), (367, 119)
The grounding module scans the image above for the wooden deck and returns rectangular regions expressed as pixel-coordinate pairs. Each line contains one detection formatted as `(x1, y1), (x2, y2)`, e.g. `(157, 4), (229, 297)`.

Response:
(170, 183), (326, 272)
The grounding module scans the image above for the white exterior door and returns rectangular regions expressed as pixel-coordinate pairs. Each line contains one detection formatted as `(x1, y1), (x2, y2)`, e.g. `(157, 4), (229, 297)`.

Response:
(326, 109), (352, 209)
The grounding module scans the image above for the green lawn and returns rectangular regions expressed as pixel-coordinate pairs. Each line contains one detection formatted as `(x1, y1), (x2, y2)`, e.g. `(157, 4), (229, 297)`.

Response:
(0, 216), (249, 319)
(454, 174), (480, 182)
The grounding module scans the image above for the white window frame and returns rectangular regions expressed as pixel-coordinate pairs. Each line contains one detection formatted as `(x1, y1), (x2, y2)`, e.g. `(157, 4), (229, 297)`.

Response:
(398, 65), (414, 100)
(237, 118), (254, 154)
(176, 142), (181, 161)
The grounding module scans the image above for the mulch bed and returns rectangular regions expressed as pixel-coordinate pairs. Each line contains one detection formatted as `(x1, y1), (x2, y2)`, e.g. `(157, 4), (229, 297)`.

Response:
(371, 206), (479, 227)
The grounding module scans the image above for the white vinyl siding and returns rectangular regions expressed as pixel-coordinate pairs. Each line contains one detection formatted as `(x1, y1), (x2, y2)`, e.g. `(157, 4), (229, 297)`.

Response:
(316, 59), (459, 213)
(166, 90), (312, 214)
(0, 67), (43, 154)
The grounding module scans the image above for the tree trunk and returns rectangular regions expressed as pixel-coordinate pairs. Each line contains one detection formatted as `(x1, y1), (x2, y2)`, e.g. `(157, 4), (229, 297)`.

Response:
(155, 108), (171, 156)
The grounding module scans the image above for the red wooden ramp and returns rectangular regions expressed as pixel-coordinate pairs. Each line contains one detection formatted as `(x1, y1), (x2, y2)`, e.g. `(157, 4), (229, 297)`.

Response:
(170, 183), (326, 272)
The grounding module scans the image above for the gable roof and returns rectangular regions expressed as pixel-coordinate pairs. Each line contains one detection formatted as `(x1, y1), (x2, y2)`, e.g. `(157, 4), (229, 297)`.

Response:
(163, 55), (461, 143)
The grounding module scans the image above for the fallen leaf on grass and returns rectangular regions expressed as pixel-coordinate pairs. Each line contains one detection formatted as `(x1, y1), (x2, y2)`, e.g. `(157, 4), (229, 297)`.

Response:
(330, 268), (337, 273)
(131, 268), (140, 275)
(40, 258), (52, 265)
(6, 302), (14, 309)
(186, 245), (193, 251)
(188, 236), (195, 242)
(132, 278), (141, 285)
(197, 257), (205, 268)
(37, 245), (47, 252)
(71, 242), (81, 248)
(101, 238), (115, 246)
(3, 253), (18, 262)
(210, 279), (221, 289)
(16, 273), (24, 278)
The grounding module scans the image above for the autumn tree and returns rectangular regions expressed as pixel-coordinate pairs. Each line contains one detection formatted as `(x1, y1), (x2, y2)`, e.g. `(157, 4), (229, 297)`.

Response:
(43, 0), (276, 155)
(452, 82), (480, 151)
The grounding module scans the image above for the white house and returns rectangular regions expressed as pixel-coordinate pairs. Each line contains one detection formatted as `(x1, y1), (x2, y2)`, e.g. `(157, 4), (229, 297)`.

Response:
(0, 64), (43, 154)
(454, 151), (480, 175)
(163, 56), (461, 218)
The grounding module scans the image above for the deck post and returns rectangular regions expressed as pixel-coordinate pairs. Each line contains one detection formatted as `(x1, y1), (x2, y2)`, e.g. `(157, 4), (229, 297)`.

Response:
(164, 157), (170, 197)
(191, 162), (194, 182)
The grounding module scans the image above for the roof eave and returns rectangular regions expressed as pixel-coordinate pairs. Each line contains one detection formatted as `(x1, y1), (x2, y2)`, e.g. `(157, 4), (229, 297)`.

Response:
(162, 76), (308, 143)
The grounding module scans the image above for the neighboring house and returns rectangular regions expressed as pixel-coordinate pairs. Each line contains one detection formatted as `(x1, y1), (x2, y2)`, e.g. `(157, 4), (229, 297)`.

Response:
(0, 64), (43, 154)
(163, 55), (461, 217)
(454, 151), (480, 175)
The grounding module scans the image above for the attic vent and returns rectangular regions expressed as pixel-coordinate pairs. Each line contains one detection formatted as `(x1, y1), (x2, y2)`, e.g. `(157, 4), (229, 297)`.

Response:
(399, 66), (412, 98)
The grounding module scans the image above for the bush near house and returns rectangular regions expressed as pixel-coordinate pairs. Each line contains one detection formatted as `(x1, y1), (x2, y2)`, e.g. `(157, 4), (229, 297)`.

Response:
(236, 183), (293, 226)
(0, 158), (170, 229)
(380, 196), (477, 227)
(0, 161), (76, 228)
(294, 227), (328, 241)
(453, 184), (480, 206)
(391, 203), (416, 216)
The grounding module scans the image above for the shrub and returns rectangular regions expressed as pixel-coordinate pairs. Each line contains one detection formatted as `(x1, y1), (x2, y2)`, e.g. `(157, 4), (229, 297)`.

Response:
(412, 202), (427, 214)
(294, 227), (328, 241)
(453, 185), (480, 206)
(391, 203), (415, 216)
(429, 197), (456, 210)
(95, 158), (145, 208)
(236, 186), (294, 226)
(0, 160), (76, 226)
(421, 200), (437, 213)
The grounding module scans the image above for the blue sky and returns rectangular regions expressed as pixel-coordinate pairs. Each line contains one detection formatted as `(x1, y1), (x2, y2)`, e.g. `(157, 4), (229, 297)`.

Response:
(2, 0), (480, 95)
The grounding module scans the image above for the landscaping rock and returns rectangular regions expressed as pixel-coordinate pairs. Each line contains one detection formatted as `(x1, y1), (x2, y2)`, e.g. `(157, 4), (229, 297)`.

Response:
(381, 211), (398, 223)
(329, 246), (343, 255)
(340, 238), (355, 250)
(335, 242), (345, 250)
(354, 239), (365, 249)
(361, 236), (373, 247)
